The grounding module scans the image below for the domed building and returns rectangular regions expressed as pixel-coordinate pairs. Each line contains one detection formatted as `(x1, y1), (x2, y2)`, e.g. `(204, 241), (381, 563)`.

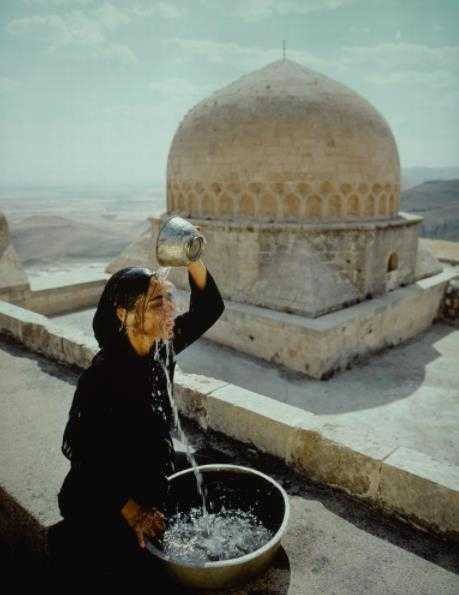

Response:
(164, 58), (436, 318)
(167, 58), (400, 225)
(108, 58), (444, 378)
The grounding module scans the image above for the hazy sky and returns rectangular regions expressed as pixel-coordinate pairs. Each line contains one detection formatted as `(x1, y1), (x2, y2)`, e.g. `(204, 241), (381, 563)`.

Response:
(1, 0), (458, 186)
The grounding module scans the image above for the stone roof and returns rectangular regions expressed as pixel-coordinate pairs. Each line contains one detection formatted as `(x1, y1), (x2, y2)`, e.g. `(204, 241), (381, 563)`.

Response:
(167, 59), (401, 224)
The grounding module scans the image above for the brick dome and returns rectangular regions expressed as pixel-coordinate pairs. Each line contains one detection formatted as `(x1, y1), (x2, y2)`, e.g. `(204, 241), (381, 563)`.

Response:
(167, 59), (401, 223)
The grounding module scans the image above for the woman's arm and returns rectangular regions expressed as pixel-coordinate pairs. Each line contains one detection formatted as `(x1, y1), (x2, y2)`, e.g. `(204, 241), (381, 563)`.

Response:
(187, 259), (207, 289)
(172, 260), (225, 356)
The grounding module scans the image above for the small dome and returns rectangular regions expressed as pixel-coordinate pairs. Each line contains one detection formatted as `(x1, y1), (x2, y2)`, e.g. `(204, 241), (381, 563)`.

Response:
(167, 59), (400, 223)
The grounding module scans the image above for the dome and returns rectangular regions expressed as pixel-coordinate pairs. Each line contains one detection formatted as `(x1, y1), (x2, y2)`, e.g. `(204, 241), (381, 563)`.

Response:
(166, 59), (401, 223)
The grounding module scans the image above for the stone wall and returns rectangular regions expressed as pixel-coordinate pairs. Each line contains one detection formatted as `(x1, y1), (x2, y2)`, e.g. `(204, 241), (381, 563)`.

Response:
(156, 213), (422, 319)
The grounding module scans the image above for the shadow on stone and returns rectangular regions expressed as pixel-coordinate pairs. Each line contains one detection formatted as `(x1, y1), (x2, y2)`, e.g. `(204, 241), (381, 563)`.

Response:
(0, 486), (48, 578)
(177, 325), (454, 415)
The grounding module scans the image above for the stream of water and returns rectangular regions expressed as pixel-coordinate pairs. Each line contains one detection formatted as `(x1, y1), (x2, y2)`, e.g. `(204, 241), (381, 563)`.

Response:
(152, 337), (212, 536)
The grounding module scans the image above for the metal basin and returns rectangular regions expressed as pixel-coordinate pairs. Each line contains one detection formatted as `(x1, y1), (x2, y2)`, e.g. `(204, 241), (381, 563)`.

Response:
(146, 464), (290, 591)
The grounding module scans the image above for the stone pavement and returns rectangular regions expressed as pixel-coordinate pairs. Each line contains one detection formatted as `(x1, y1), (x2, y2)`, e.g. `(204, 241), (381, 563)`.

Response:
(0, 334), (458, 593)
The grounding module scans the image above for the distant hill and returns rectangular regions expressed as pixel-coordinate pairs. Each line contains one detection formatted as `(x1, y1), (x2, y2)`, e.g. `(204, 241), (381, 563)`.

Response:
(9, 215), (149, 266)
(400, 179), (459, 241)
(401, 167), (459, 191)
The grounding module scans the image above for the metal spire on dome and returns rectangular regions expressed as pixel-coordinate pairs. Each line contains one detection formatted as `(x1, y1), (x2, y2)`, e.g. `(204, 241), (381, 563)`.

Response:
(282, 40), (286, 61)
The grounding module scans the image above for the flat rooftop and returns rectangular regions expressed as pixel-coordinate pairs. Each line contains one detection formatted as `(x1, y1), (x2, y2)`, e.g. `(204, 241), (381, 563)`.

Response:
(27, 261), (110, 291)
(0, 334), (457, 593)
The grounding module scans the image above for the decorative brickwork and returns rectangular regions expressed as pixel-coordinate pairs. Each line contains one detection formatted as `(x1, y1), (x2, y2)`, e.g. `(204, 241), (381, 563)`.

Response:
(168, 179), (399, 223)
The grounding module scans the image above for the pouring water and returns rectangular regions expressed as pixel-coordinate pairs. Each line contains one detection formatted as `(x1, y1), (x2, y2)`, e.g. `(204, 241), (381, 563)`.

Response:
(151, 331), (212, 537)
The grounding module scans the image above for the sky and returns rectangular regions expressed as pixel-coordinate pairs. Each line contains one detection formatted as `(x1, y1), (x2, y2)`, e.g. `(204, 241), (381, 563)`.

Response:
(0, 0), (458, 187)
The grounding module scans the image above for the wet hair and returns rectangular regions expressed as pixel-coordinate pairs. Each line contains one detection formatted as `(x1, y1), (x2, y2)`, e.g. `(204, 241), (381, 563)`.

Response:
(92, 266), (161, 351)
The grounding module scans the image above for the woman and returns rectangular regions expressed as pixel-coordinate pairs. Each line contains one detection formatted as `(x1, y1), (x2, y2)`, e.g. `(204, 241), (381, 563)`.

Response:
(48, 258), (225, 580)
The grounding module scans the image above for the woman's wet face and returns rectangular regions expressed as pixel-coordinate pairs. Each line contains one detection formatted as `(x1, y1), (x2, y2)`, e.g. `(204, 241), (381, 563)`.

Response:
(118, 276), (177, 342)
(144, 277), (176, 339)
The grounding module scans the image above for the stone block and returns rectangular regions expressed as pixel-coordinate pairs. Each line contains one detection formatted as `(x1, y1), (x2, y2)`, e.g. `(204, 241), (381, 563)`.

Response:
(173, 369), (228, 428)
(38, 321), (65, 362)
(0, 300), (32, 339)
(289, 419), (394, 499)
(206, 383), (307, 461)
(59, 325), (97, 368)
(378, 447), (459, 537)
(5, 311), (62, 365)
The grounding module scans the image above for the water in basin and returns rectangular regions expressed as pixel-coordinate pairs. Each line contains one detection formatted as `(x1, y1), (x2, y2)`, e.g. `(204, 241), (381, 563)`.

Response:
(158, 504), (274, 563)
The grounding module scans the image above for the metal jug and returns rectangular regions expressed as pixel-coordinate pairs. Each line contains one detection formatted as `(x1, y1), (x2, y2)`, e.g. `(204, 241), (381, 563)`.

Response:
(156, 216), (207, 267)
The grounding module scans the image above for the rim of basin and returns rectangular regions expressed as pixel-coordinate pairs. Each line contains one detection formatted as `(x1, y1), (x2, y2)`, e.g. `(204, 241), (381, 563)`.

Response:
(147, 463), (291, 569)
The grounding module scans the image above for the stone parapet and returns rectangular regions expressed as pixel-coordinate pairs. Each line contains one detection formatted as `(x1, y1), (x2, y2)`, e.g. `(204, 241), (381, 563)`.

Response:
(0, 278), (107, 317)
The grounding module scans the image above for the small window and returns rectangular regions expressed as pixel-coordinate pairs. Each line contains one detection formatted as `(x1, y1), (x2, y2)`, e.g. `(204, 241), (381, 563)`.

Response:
(387, 252), (398, 272)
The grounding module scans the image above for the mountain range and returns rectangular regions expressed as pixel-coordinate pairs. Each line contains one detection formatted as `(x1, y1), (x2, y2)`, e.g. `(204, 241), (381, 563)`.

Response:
(400, 179), (459, 241)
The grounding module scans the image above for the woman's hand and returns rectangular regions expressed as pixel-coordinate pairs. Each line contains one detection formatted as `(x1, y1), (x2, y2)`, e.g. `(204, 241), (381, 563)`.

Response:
(121, 498), (166, 548)
(133, 508), (167, 549)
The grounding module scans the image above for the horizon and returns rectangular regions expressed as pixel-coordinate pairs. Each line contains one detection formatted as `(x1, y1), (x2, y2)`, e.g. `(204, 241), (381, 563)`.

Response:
(1, 165), (458, 191)
(1, 0), (458, 186)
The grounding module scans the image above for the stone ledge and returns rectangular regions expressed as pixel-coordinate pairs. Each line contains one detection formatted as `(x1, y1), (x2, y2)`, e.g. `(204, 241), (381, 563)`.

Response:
(206, 384), (309, 461)
(157, 212), (424, 232)
(0, 276), (108, 317)
(0, 298), (457, 539)
(288, 420), (395, 501)
(378, 447), (459, 536)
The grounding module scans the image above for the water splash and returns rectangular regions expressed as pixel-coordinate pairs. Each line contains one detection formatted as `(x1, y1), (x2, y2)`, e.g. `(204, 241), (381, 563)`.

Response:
(160, 505), (273, 563)
(156, 266), (171, 281)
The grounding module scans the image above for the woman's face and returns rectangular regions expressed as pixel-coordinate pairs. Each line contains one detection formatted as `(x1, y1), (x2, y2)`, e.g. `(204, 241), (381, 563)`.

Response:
(117, 277), (177, 342)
